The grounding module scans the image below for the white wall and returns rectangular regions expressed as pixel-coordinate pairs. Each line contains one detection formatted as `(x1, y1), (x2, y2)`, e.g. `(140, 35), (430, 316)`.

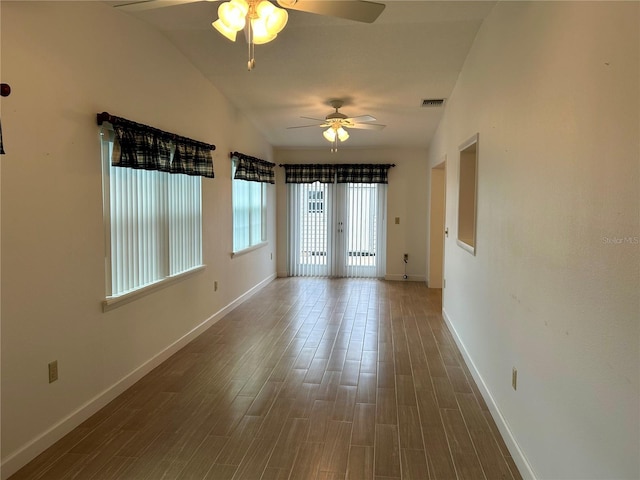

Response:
(274, 148), (428, 281)
(0, 2), (276, 476)
(426, 2), (639, 479)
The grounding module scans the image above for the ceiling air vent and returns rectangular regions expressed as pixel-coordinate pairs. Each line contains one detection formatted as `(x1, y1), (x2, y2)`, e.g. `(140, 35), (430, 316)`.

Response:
(421, 98), (446, 108)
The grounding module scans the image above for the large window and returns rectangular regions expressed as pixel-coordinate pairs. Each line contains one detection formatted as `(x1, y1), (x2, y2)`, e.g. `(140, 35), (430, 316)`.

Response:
(232, 157), (267, 253)
(101, 129), (203, 300)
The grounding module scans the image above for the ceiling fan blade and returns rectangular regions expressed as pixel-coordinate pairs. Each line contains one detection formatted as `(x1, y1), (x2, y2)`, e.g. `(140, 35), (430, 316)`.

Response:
(277, 0), (385, 23)
(300, 116), (328, 122)
(113, 0), (201, 12)
(287, 123), (330, 129)
(348, 123), (386, 130)
(345, 115), (377, 123)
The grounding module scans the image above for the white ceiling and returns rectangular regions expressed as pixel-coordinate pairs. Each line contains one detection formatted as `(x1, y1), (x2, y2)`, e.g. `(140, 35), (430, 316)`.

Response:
(111, 0), (496, 150)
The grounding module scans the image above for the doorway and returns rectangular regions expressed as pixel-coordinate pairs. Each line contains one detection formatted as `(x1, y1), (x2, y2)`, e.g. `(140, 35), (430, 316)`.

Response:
(287, 181), (387, 277)
(429, 159), (446, 288)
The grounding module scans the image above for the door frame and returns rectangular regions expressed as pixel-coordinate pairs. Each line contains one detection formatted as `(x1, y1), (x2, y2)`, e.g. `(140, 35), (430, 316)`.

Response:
(428, 157), (446, 288)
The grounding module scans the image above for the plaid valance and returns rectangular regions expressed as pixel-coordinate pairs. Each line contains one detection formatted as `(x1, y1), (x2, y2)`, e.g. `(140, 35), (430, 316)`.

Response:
(98, 113), (215, 178)
(283, 163), (394, 184)
(284, 164), (337, 184)
(232, 152), (275, 184)
(172, 143), (215, 178)
(336, 164), (393, 184)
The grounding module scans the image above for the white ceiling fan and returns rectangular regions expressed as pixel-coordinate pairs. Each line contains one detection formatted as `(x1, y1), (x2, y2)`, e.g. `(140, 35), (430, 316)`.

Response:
(113, 0), (385, 69)
(288, 99), (386, 152)
(113, 0), (385, 23)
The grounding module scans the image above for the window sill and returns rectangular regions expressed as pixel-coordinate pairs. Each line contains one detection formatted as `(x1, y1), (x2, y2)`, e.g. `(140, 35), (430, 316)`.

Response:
(457, 239), (476, 256)
(102, 265), (206, 312)
(231, 241), (268, 258)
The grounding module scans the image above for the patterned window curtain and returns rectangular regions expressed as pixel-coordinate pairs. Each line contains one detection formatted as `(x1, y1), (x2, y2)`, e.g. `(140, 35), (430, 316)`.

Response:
(112, 124), (172, 172)
(232, 152), (275, 184)
(336, 164), (393, 184)
(172, 141), (215, 178)
(284, 164), (337, 184)
(106, 115), (215, 178)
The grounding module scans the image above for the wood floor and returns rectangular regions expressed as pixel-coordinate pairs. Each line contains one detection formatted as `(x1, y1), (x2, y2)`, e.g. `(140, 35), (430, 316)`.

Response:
(10, 278), (522, 480)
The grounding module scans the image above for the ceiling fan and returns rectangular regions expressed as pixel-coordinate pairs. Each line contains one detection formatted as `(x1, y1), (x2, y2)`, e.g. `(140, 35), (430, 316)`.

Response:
(113, 0), (385, 23)
(113, 0), (385, 70)
(288, 100), (386, 152)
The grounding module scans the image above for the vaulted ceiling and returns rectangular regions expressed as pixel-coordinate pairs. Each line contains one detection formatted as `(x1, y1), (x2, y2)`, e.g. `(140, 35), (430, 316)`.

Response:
(110, 0), (496, 149)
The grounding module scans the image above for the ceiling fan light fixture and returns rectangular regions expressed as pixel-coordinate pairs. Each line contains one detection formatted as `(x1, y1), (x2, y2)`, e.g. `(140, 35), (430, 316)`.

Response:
(212, 18), (239, 41)
(251, 18), (277, 44)
(336, 126), (349, 142)
(256, 0), (288, 34)
(323, 127), (336, 142)
(217, 0), (248, 30)
(213, 0), (288, 67)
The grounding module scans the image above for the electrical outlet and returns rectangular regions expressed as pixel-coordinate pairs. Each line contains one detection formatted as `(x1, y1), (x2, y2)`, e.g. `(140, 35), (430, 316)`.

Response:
(395, 217), (400, 224)
(48, 360), (58, 383)
(214, 281), (218, 292)
(512, 367), (517, 390)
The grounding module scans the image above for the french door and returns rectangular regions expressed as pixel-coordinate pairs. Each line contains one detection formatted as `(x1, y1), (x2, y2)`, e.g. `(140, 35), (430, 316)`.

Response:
(287, 181), (386, 277)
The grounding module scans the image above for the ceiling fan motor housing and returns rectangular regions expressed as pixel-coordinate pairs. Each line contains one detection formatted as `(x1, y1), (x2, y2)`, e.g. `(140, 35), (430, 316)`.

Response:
(326, 112), (347, 120)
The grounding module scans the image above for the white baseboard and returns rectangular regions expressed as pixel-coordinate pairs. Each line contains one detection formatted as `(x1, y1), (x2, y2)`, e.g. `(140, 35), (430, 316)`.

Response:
(441, 308), (537, 480)
(0, 273), (277, 480)
(384, 274), (427, 282)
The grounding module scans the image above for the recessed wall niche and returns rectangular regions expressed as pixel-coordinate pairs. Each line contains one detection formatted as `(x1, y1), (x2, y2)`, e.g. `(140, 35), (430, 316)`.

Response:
(457, 133), (479, 255)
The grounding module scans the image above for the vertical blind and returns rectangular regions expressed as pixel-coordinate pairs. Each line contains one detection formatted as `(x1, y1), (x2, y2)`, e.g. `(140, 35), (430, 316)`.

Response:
(168, 172), (202, 275)
(108, 164), (167, 294)
(287, 182), (387, 278)
(287, 181), (335, 277)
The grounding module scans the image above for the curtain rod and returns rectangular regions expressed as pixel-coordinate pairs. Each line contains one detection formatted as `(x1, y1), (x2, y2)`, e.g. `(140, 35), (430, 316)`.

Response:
(278, 163), (396, 167)
(96, 112), (216, 151)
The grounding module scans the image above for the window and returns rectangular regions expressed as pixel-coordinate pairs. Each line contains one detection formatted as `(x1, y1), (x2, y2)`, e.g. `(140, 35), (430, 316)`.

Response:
(232, 157), (267, 253)
(308, 190), (324, 213)
(101, 128), (203, 300)
(457, 133), (479, 255)
(284, 163), (392, 278)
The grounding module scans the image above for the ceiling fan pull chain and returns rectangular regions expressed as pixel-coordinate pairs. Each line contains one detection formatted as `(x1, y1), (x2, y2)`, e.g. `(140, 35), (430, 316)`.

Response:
(247, 24), (255, 71)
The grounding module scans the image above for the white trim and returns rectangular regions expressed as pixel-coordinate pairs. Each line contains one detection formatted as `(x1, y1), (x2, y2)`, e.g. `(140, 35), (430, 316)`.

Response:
(231, 241), (268, 258)
(0, 273), (276, 480)
(102, 265), (206, 312)
(456, 238), (476, 255)
(441, 307), (537, 480)
(459, 132), (479, 151)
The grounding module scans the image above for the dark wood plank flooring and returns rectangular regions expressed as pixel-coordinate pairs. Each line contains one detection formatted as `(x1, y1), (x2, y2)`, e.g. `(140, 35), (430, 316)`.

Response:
(9, 278), (522, 480)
